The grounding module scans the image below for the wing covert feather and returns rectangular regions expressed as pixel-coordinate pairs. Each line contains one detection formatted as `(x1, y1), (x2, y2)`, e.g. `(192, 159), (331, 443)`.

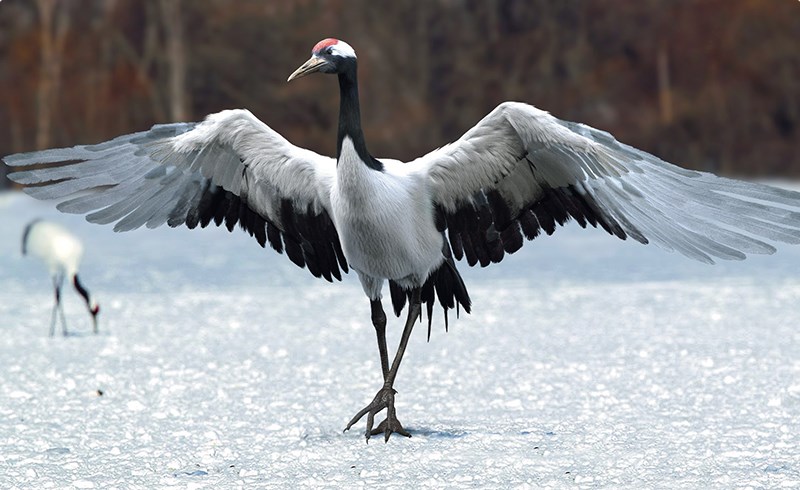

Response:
(414, 101), (800, 266)
(5, 109), (348, 281)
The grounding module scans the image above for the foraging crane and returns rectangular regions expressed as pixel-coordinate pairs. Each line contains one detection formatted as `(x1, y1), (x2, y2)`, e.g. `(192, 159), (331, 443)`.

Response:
(7, 38), (800, 441)
(21, 219), (100, 336)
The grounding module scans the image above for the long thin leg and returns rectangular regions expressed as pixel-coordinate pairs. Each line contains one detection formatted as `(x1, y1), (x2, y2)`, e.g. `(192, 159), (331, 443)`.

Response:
(58, 296), (69, 336)
(346, 289), (421, 441)
(49, 279), (59, 338)
(385, 288), (421, 387)
(58, 276), (67, 337)
(53, 274), (68, 336)
(370, 299), (389, 380)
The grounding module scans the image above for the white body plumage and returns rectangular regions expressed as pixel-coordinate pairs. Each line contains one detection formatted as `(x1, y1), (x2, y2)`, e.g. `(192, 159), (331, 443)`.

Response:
(332, 137), (443, 298)
(24, 220), (84, 279)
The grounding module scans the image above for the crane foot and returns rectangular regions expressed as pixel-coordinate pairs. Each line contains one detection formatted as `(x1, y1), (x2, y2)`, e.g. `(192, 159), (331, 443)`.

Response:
(343, 387), (411, 442)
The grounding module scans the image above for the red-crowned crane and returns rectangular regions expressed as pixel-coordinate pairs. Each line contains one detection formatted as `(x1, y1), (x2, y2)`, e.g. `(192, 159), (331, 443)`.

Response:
(21, 219), (100, 337)
(6, 38), (800, 441)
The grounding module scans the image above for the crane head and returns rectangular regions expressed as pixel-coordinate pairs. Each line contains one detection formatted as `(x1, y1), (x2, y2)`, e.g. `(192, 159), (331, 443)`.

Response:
(287, 38), (356, 82)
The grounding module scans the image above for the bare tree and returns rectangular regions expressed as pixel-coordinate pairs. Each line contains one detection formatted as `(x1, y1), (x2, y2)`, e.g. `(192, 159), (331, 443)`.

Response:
(159, 0), (189, 121)
(34, 0), (71, 150)
(657, 41), (673, 125)
(84, 0), (119, 139)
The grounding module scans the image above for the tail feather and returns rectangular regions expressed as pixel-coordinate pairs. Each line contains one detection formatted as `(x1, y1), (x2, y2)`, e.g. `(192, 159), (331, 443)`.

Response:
(389, 236), (471, 341)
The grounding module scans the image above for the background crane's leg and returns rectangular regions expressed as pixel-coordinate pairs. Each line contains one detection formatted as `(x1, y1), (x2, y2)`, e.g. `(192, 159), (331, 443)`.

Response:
(56, 275), (68, 336)
(49, 274), (68, 337)
(346, 289), (421, 442)
(49, 278), (59, 337)
(370, 299), (390, 379)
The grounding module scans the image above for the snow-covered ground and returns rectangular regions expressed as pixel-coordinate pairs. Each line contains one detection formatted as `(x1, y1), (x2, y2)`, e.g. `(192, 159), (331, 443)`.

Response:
(1, 190), (799, 488)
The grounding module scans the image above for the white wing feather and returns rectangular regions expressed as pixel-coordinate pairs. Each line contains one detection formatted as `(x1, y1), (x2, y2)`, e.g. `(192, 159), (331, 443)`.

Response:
(411, 102), (800, 264)
(8, 101), (800, 270)
(6, 109), (347, 281)
(6, 109), (335, 232)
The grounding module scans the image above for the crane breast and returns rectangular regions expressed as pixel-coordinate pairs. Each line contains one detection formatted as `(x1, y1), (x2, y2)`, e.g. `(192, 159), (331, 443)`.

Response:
(331, 138), (443, 282)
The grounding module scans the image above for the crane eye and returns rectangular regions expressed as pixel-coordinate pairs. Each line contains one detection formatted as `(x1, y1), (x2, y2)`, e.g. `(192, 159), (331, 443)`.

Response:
(326, 47), (334, 56)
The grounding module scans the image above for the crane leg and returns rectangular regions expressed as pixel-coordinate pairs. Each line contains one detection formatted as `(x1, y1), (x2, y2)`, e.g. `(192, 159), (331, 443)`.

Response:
(50, 274), (68, 337)
(48, 287), (58, 337)
(345, 289), (420, 442)
(370, 299), (390, 379)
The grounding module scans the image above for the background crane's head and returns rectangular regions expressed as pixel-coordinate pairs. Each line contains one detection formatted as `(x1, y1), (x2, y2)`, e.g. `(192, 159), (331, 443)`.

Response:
(287, 38), (357, 82)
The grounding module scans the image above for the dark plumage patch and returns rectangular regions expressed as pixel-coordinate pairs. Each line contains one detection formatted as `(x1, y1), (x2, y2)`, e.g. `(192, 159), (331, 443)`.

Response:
(440, 162), (640, 268)
(183, 183), (347, 282)
(389, 234), (471, 341)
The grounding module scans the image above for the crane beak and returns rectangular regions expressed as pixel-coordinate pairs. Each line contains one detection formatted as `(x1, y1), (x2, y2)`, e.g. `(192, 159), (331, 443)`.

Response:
(287, 55), (330, 82)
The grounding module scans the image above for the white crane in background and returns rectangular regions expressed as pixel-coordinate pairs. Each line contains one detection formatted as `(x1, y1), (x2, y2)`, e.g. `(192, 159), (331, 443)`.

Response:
(7, 38), (800, 441)
(22, 220), (100, 337)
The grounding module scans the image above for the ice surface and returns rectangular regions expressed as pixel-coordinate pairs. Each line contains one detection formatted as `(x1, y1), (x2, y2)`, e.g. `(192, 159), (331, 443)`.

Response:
(1, 190), (799, 488)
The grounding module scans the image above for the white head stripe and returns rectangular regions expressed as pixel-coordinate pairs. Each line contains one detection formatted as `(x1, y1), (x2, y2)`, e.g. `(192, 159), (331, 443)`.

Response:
(331, 41), (356, 59)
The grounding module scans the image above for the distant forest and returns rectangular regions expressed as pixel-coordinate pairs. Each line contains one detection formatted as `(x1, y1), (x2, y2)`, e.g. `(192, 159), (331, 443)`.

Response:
(1, 0), (799, 188)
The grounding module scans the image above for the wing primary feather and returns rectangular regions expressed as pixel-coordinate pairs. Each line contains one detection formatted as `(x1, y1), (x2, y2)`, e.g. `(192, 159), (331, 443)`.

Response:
(448, 230), (464, 260)
(266, 222), (284, 253)
(486, 190), (513, 231)
(500, 222), (524, 254)
(211, 190), (232, 228)
(81, 178), (160, 225)
(185, 181), (211, 229)
(518, 210), (542, 240)
(107, 167), (193, 230)
(223, 193), (240, 232)
(166, 179), (203, 227)
(282, 235), (306, 268)
(112, 174), (192, 231)
(197, 185), (226, 228)
(531, 200), (558, 235)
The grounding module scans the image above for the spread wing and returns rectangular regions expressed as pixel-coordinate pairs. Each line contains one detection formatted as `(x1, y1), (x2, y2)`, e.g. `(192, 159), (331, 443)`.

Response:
(5, 109), (348, 281)
(409, 101), (800, 266)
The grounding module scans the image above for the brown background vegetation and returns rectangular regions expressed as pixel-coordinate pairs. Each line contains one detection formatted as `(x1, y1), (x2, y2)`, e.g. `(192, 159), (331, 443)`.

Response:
(1, 0), (799, 188)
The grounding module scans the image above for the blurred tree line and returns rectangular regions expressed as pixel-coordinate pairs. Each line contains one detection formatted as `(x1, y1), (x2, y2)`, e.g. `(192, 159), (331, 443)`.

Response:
(1, 0), (799, 188)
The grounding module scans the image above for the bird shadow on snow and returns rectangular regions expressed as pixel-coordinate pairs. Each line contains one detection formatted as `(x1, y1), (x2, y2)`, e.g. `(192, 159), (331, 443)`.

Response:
(298, 426), (470, 444)
(403, 426), (554, 441)
(405, 426), (470, 439)
(326, 426), (544, 441)
(48, 330), (110, 339)
(36, 331), (112, 341)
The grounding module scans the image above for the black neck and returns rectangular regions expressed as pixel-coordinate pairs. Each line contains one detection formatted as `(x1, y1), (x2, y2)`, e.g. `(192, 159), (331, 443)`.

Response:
(73, 275), (91, 305)
(336, 60), (382, 171)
